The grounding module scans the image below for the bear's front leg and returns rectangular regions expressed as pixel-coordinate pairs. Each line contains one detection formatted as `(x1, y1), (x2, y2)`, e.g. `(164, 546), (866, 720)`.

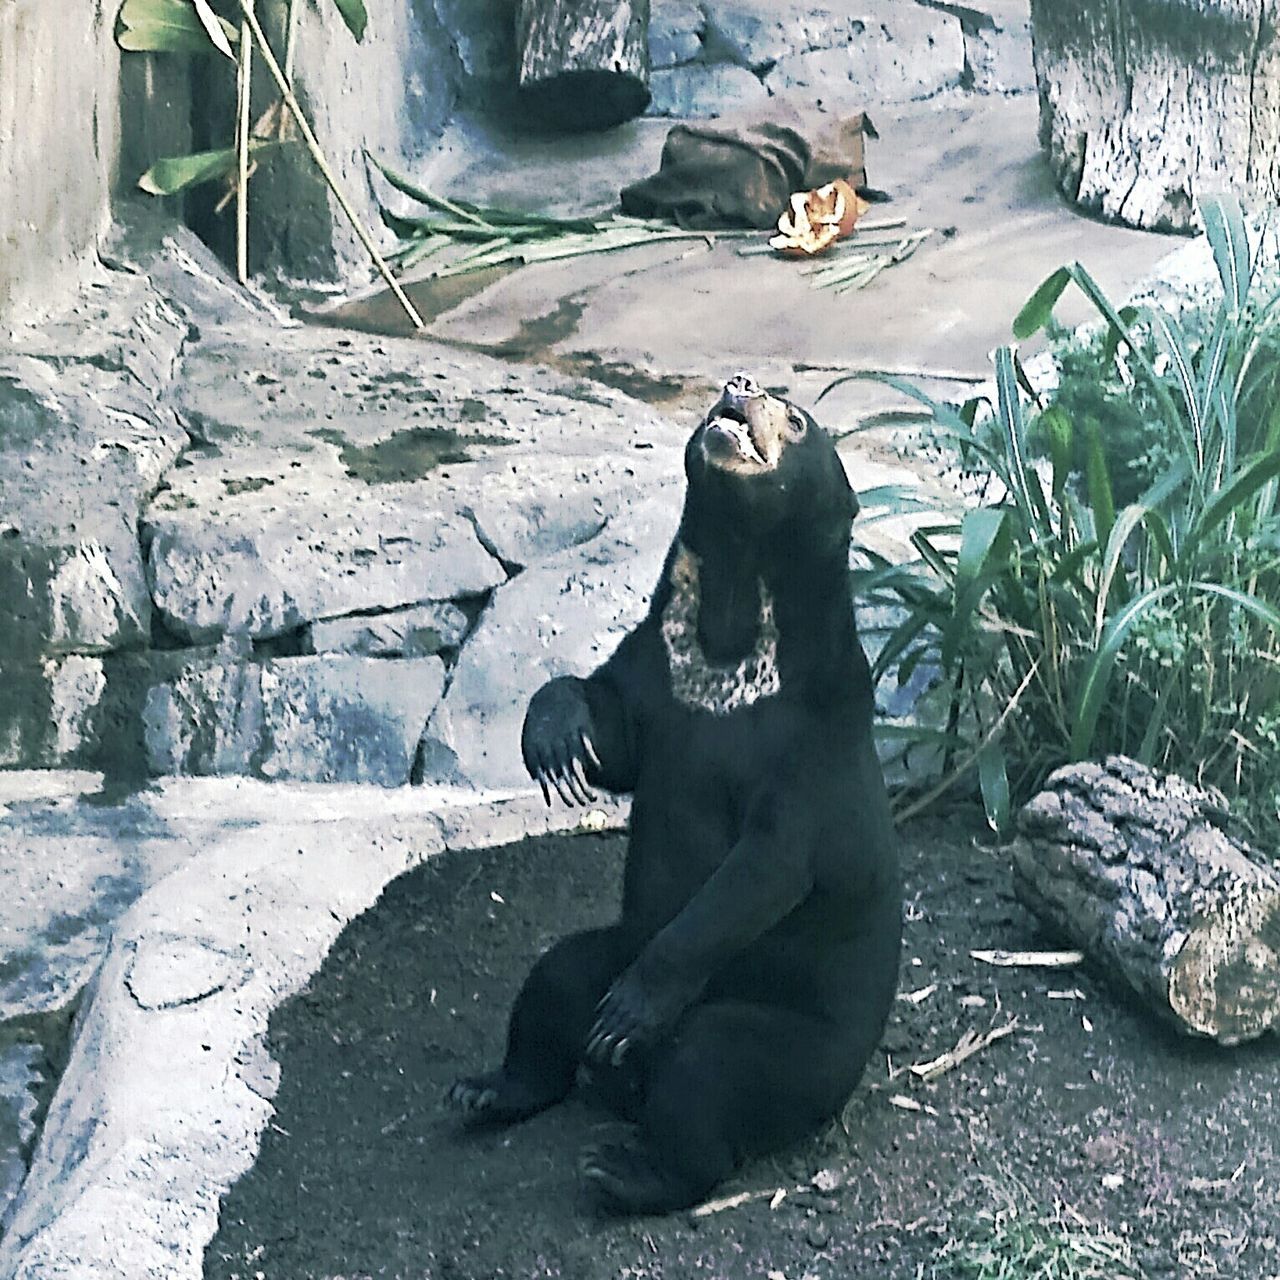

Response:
(584, 787), (815, 1065)
(522, 674), (635, 805)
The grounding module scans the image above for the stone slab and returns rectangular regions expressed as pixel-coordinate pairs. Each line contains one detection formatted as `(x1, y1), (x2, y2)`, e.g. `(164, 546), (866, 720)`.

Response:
(0, 658), (105, 771)
(143, 654), (446, 786)
(0, 357), (186, 660)
(146, 325), (682, 644)
(648, 63), (769, 118)
(0, 1041), (44, 1226)
(650, 0), (704, 69)
(306, 601), (470, 657)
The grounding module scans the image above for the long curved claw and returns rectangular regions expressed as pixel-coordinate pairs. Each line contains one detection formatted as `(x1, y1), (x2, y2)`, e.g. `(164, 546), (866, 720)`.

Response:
(569, 756), (597, 803)
(548, 768), (576, 807)
(581, 733), (603, 771)
(559, 767), (586, 806)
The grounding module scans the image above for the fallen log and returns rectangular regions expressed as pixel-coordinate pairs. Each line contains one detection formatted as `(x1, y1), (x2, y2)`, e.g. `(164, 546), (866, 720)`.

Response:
(515, 0), (651, 132)
(1012, 756), (1280, 1045)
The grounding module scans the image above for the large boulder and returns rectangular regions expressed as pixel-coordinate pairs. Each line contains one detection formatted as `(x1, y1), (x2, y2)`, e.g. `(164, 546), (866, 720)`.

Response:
(419, 487), (682, 788)
(146, 326), (682, 647)
(0, 358), (185, 661)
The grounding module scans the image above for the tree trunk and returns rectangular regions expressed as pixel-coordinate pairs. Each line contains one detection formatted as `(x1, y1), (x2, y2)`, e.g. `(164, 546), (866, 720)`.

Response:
(1012, 756), (1280, 1045)
(1029, 0), (1280, 230)
(515, 0), (651, 132)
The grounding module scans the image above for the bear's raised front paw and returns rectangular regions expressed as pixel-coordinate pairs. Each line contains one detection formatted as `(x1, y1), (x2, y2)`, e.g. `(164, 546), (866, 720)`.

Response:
(521, 677), (602, 808)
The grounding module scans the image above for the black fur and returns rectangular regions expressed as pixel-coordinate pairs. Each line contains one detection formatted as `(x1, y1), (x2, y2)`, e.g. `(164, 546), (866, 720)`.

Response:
(448, 378), (901, 1214)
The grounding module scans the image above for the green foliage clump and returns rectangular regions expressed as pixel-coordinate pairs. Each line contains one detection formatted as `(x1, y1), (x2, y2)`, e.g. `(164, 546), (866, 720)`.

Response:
(934, 1178), (1142, 1280)
(847, 196), (1280, 847)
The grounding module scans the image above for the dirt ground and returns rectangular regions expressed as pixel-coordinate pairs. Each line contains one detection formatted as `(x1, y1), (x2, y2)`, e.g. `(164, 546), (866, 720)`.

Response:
(205, 814), (1280, 1280)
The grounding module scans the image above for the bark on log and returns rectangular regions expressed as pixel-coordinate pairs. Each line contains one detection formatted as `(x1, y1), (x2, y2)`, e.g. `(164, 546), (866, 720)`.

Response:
(1012, 756), (1280, 1045)
(1029, 1), (1280, 230)
(515, 0), (651, 132)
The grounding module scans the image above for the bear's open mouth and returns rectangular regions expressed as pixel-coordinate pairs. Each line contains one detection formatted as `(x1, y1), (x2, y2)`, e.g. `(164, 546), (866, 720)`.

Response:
(704, 409), (768, 467)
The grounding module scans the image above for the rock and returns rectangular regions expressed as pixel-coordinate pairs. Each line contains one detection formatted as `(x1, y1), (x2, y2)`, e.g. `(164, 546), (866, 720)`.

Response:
(768, 9), (965, 102)
(143, 654), (446, 786)
(465, 458), (637, 567)
(961, 1), (1034, 94)
(648, 63), (769, 117)
(435, 0), (518, 91)
(145, 484), (504, 644)
(650, 0), (705, 68)
(141, 655), (264, 780)
(147, 326), (680, 644)
(708, 0), (963, 90)
(645, 1), (969, 118)
(420, 488), (681, 789)
(0, 358), (186, 659)
(125, 935), (247, 1011)
(102, 223), (290, 333)
(0, 659), (104, 770)
(6, 264), (190, 396)
(307, 602), (470, 657)
(0, 1041), (43, 1224)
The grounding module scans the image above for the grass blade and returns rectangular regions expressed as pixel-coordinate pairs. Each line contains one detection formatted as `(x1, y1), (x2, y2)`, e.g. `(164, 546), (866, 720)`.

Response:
(1200, 193), (1252, 313)
(978, 742), (1011, 836)
(138, 142), (280, 195)
(1189, 448), (1280, 549)
(1141, 305), (1203, 468)
(1093, 503), (1149, 638)
(117, 0), (239, 53)
(1071, 585), (1179, 759)
(369, 155), (494, 230)
(330, 0), (368, 41)
(192, 0), (235, 57)
(1012, 266), (1071, 339)
(1189, 582), (1280, 634)
(995, 346), (1049, 533)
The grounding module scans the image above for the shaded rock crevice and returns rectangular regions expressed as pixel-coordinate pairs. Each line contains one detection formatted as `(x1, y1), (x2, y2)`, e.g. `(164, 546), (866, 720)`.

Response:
(0, 995), (83, 1232)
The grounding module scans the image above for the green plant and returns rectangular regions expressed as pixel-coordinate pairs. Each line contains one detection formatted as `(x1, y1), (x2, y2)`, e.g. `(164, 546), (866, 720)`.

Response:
(836, 195), (1280, 845)
(115, 0), (422, 326)
(934, 1177), (1142, 1280)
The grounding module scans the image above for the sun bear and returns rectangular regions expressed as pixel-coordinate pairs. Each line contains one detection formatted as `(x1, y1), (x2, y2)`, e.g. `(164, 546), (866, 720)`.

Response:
(448, 374), (901, 1214)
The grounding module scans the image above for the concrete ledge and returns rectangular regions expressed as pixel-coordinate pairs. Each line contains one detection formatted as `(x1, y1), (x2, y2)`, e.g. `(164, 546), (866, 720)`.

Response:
(0, 780), (626, 1279)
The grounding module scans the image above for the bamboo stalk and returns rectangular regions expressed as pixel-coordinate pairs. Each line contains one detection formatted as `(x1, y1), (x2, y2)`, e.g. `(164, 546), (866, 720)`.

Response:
(235, 10), (253, 286)
(237, 0), (426, 331)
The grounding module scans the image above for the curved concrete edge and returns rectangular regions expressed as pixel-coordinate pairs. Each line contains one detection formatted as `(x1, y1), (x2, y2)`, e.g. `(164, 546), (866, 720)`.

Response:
(0, 785), (627, 1279)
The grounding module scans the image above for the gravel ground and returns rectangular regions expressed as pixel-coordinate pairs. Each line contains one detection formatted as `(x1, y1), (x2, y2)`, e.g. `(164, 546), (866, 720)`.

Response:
(206, 812), (1280, 1280)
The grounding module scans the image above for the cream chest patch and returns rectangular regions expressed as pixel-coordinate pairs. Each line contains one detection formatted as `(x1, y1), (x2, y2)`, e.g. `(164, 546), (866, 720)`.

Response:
(660, 543), (781, 716)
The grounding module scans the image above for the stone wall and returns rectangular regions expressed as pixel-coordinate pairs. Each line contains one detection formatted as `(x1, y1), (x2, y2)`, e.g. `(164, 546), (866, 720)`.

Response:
(0, 0), (195, 326)
(0, 1), (119, 323)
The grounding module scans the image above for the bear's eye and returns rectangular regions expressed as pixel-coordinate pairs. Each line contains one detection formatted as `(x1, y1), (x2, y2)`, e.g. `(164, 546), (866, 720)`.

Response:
(786, 407), (807, 437)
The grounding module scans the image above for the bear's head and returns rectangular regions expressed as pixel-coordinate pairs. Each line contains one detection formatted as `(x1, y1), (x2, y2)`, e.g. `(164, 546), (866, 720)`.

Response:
(683, 374), (858, 555)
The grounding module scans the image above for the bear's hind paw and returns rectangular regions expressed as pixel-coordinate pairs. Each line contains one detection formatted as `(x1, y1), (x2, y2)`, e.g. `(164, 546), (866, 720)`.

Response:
(445, 1070), (561, 1126)
(579, 1139), (706, 1215)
